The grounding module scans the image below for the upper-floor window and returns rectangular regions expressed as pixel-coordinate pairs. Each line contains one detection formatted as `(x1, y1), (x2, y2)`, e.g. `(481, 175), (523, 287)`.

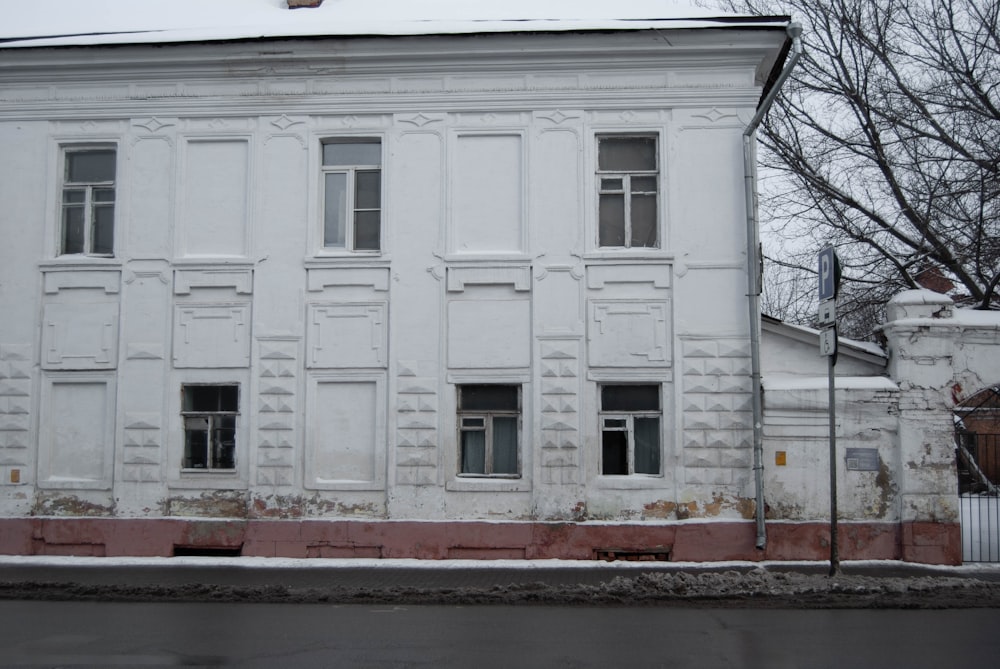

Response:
(322, 138), (381, 251)
(597, 135), (658, 248)
(181, 384), (238, 471)
(60, 146), (116, 256)
(600, 384), (661, 475)
(458, 384), (521, 477)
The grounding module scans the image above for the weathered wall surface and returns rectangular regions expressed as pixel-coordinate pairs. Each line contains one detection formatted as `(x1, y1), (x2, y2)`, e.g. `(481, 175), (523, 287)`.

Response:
(0, 32), (987, 564)
(0, 31), (778, 538)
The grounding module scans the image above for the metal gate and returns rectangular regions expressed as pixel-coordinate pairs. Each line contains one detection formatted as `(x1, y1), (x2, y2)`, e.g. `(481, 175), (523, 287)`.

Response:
(958, 432), (1000, 562)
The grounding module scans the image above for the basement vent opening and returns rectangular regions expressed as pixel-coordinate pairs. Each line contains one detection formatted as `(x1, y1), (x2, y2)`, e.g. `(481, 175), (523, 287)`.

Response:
(595, 546), (672, 562)
(173, 545), (243, 557)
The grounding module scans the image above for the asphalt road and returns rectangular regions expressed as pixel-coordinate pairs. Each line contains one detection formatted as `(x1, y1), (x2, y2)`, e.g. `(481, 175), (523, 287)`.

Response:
(1, 600), (998, 668)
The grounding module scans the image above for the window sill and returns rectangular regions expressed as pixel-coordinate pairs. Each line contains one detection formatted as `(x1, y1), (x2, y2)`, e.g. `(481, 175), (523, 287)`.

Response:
(593, 474), (666, 490)
(172, 257), (255, 267)
(305, 254), (389, 266)
(170, 472), (248, 490)
(446, 477), (530, 493)
(39, 257), (122, 270)
(304, 479), (385, 492)
(582, 251), (674, 262)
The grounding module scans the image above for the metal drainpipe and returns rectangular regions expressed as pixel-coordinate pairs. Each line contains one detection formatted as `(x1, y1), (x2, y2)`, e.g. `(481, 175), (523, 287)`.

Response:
(744, 23), (803, 550)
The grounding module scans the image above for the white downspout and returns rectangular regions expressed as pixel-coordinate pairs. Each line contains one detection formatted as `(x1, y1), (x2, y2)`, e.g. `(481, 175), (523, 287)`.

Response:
(744, 23), (802, 550)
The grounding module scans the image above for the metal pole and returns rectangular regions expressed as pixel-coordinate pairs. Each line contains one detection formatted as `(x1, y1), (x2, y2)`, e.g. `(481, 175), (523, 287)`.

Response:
(828, 355), (840, 576)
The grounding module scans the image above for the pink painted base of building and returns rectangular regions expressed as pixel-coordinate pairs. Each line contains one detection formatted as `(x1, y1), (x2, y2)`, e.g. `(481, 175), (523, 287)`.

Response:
(0, 518), (962, 565)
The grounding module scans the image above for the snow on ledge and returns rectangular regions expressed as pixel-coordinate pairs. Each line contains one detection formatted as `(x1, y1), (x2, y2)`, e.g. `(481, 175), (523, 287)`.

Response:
(0, 0), (789, 48)
(763, 375), (898, 392)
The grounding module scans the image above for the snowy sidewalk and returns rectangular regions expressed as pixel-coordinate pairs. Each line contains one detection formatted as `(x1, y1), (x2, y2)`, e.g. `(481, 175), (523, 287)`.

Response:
(2, 556), (1000, 607)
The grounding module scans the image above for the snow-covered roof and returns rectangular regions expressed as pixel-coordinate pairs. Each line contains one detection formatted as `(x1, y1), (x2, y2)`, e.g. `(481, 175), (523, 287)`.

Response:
(1, 0), (790, 49)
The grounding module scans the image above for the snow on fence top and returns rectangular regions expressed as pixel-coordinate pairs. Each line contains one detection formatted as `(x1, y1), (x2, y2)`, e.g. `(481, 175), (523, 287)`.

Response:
(1, 0), (789, 48)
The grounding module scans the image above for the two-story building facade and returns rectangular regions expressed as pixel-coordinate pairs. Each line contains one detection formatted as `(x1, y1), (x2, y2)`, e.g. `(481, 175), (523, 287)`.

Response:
(0, 1), (966, 563)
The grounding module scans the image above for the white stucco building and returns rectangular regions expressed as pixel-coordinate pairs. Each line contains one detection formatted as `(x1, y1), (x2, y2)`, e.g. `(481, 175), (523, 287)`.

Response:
(0, 0), (984, 563)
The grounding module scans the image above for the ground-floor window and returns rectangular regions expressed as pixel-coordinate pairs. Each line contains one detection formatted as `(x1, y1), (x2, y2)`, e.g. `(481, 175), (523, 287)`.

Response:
(600, 384), (661, 475)
(458, 384), (520, 477)
(181, 384), (238, 470)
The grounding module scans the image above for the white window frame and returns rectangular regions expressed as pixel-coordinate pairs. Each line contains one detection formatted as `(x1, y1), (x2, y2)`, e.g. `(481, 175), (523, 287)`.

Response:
(320, 137), (383, 253)
(595, 134), (659, 249)
(457, 384), (522, 478)
(180, 383), (239, 473)
(598, 384), (662, 476)
(58, 144), (117, 257)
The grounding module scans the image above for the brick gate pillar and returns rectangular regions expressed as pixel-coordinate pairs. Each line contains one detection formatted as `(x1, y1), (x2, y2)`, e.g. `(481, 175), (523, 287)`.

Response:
(881, 289), (961, 564)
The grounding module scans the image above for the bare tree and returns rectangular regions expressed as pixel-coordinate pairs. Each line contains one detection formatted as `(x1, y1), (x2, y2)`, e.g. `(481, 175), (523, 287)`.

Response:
(708, 0), (1000, 338)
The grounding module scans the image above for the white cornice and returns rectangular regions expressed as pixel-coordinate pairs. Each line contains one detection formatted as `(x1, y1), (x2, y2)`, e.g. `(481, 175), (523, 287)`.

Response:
(0, 30), (785, 81)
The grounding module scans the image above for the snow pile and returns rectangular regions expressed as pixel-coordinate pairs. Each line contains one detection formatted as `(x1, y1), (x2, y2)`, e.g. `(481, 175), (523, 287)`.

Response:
(3, 566), (998, 608)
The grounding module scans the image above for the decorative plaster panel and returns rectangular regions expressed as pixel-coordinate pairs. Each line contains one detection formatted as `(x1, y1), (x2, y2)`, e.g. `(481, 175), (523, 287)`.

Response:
(42, 302), (119, 370)
(43, 270), (120, 295)
(448, 298), (531, 369)
(306, 267), (390, 292)
(173, 303), (251, 368)
(38, 376), (115, 489)
(174, 268), (253, 295)
(587, 300), (670, 367)
(305, 374), (385, 489)
(446, 266), (531, 292)
(307, 302), (387, 369)
(257, 338), (299, 486)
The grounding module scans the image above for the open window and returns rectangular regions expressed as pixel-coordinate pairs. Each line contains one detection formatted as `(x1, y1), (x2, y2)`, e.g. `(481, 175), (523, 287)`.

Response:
(600, 384), (661, 475)
(60, 146), (116, 256)
(321, 138), (382, 252)
(181, 384), (238, 471)
(457, 384), (520, 477)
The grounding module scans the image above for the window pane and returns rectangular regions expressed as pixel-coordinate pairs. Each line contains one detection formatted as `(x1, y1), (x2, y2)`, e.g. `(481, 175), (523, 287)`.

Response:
(461, 430), (487, 474)
(214, 418), (236, 469)
(630, 194), (657, 248)
(184, 417), (209, 468)
(601, 177), (624, 191)
(603, 418), (627, 429)
(324, 173), (347, 247)
(67, 150), (116, 182)
(92, 204), (114, 255)
(183, 385), (238, 412)
(460, 385), (518, 412)
(61, 205), (85, 254)
(62, 189), (85, 204)
(631, 176), (657, 192)
(219, 385), (239, 411)
(323, 141), (381, 166)
(602, 385), (659, 411)
(634, 417), (661, 475)
(598, 137), (656, 171)
(492, 416), (518, 474)
(354, 210), (381, 251)
(602, 430), (628, 475)
(93, 188), (115, 203)
(355, 170), (380, 209)
(598, 193), (625, 246)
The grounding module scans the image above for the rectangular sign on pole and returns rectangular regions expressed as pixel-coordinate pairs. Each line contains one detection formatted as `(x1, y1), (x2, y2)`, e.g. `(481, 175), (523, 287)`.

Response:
(819, 326), (837, 357)
(817, 299), (836, 326)
(818, 246), (839, 302)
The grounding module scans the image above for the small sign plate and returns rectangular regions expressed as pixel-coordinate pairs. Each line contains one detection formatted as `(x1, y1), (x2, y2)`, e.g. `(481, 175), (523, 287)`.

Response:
(817, 299), (836, 326)
(819, 326), (837, 357)
(846, 448), (880, 472)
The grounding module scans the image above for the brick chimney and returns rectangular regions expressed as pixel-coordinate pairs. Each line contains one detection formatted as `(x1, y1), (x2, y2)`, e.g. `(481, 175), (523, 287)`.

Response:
(288, 0), (324, 8)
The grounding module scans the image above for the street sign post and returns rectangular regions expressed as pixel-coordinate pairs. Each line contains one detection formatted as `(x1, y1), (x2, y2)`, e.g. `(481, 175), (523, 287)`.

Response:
(817, 246), (840, 576)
